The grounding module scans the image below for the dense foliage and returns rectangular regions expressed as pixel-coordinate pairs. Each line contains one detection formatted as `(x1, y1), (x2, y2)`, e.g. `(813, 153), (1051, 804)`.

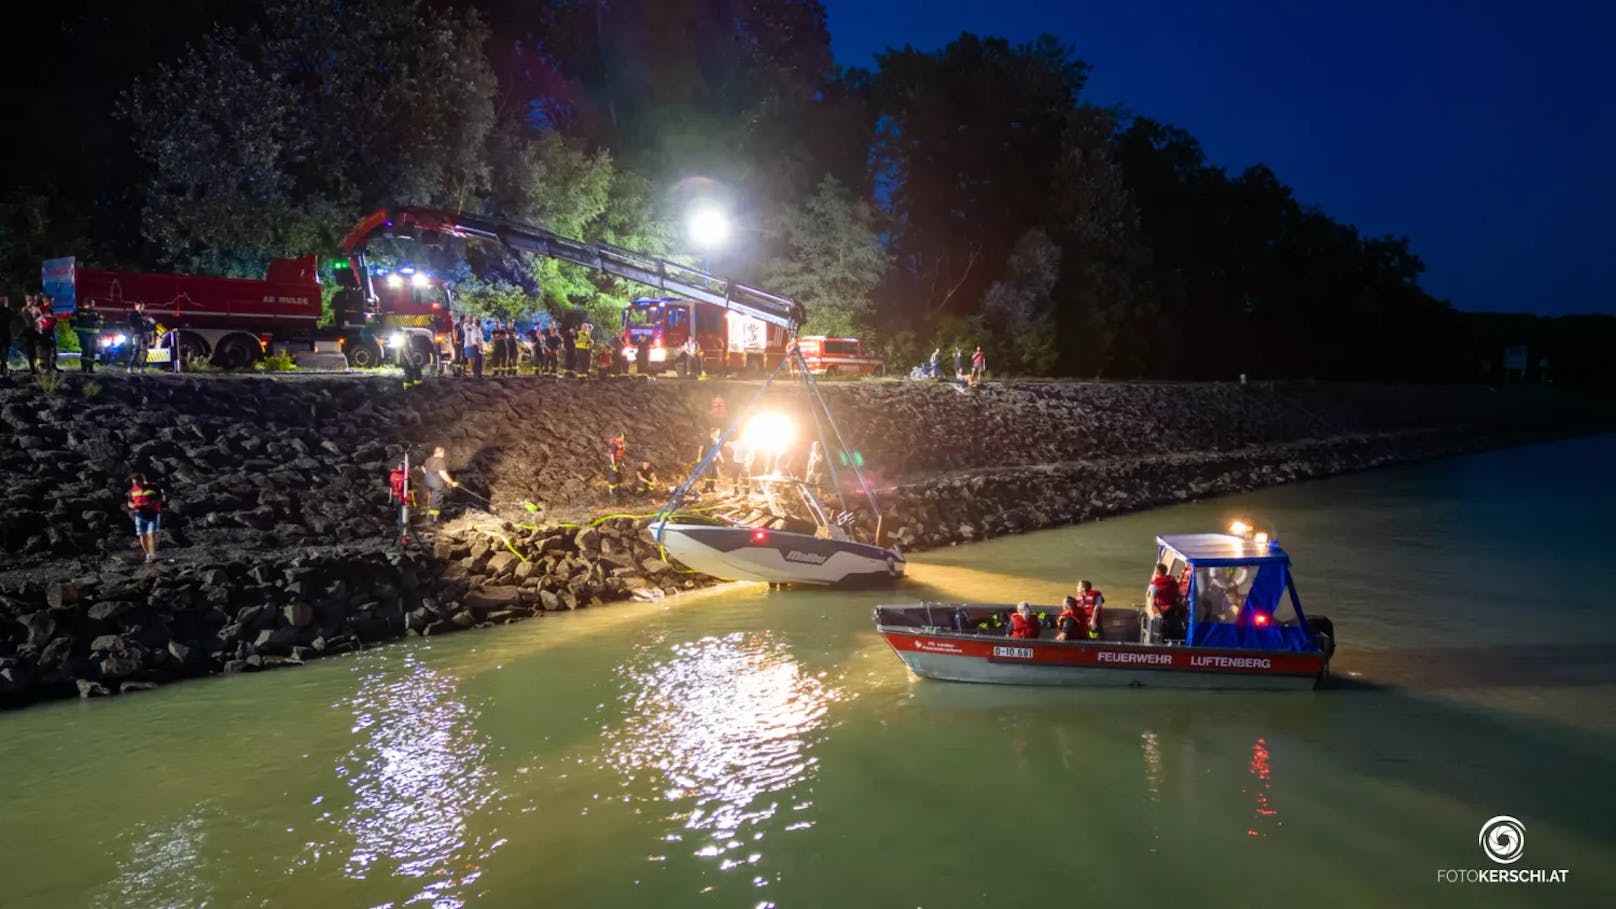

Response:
(2, 0), (1607, 386)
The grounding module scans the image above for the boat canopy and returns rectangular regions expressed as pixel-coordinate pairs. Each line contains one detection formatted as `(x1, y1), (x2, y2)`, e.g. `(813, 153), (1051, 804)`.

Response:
(1158, 534), (1316, 652)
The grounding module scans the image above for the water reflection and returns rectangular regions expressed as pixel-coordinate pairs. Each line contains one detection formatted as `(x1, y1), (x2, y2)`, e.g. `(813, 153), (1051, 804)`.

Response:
(322, 654), (501, 907)
(93, 810), (212, 908)
(601, 632), (839, 870)
(1244, 737), (1280, 837)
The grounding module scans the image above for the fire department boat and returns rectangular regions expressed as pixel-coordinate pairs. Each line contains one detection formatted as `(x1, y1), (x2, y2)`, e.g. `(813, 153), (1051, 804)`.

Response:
(876, 531), (1335, 690)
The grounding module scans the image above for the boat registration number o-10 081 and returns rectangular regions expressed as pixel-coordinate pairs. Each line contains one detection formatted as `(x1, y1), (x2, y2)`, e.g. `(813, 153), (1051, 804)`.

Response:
(992, 646), (1034, 659)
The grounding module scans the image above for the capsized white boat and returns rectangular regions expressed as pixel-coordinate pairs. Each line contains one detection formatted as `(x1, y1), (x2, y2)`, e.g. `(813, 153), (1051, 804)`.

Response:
(655, 475), (904, 586)
(650, 348), (904, 587)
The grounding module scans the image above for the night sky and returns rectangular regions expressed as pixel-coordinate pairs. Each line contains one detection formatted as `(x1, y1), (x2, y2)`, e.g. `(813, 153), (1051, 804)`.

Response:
(825, 0), (1614, 316)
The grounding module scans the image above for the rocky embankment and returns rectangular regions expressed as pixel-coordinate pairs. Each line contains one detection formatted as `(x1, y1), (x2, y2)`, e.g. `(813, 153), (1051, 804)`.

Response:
(0, 372), (1609, 707)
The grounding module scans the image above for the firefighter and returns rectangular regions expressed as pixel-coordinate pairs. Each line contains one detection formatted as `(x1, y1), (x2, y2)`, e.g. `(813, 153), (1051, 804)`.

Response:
(634, 459), (658, 497)
(128, 302), (154, 374)
(420, 446), (460, 523)
(606, 432), (626, 502)
(400, 334), (425, 388)
(573, 323), (594, 377)
(543, 324), (562, 374)
(70, 301), (103, 373)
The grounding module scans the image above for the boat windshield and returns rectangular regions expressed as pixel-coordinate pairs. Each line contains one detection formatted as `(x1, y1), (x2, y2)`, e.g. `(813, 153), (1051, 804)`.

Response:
(1185, 558), (1313, 651)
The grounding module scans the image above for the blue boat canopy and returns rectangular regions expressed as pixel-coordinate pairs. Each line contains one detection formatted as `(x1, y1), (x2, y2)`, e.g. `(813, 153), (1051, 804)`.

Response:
(1157, 533), (1317, 652)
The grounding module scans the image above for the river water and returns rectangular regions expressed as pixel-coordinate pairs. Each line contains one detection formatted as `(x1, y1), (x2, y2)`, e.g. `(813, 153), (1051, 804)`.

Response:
(2, 435), (1613, 908)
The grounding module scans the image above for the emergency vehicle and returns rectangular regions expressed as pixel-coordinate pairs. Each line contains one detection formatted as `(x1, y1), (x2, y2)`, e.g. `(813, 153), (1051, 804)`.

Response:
(45, 255), (453, 369)
(620, 296), (793, 376)
(793, 336), (885, 377)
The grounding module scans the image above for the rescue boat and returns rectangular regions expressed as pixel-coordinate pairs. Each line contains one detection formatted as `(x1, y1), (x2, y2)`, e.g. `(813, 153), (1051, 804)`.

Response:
(875, 531), (1335, 690)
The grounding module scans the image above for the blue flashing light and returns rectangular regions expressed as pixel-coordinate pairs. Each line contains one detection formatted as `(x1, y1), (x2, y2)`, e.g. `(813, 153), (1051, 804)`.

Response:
(398, 266), (416, 275)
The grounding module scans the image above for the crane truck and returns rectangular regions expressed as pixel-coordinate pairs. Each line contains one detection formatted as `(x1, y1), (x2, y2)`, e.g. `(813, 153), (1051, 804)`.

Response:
(340, 207), (807, 375)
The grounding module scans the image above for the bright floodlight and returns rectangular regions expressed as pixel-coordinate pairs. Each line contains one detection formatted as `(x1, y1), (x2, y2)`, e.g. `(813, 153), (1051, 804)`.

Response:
(385, 273), (405, 288)
(687, 206), (731, 249)
(1229, 520), (1250, 538)
(741, 412), (794, 454)
(410, 272), (429, 288)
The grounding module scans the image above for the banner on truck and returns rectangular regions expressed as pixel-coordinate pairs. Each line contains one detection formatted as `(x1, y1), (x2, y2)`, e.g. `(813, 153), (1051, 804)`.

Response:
(41, 257), (76, 313)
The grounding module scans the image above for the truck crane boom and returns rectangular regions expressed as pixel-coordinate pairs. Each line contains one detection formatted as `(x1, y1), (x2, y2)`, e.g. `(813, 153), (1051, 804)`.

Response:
(342, 207), (805, 332)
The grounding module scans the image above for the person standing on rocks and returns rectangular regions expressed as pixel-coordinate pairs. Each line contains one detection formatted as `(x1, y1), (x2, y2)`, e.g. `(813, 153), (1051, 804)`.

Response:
(0, 296), (13, 377)
(953, 345), (962, 379)
(420, 446), (460, 524)
(929, 347), (942, 379)
(70, 300), (103, 373)
(127, 472), (164, 562)
(970, 345), (986, 384)
(128, 302), (154, 374)
(606, 433), (626, 502)
(462, 317), (485, 378)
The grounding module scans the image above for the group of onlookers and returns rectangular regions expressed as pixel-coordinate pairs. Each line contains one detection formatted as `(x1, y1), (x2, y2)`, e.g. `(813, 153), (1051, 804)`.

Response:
(0, 294), (64, 375)
(2, 296), (157, 377)
(454, 318), (597, 378)
(918, 344), (987, 385)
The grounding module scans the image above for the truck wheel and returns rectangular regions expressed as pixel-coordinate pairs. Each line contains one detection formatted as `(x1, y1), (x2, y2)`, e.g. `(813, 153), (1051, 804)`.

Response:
(213, 336), (259, 370)
(745, 354), (764, 378)
(347, 341), (382, 369)
(873, 363), (886, 378)
(824, 365), (839, 378)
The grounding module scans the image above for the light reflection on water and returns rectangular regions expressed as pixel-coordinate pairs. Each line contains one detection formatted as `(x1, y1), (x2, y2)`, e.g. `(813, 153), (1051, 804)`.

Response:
(599, 632), (840, 876)
(93, 810), (212, 909)
(323, 654), (501, 907)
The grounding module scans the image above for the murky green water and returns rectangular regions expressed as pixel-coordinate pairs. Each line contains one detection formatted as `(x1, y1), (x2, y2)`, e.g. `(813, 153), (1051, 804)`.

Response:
(3, 436), (1614, 908)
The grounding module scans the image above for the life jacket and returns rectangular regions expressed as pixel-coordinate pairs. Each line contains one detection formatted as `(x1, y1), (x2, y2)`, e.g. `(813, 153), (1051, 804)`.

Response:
(1056, 607), (1086, 638)
(1009, 611), (1038, 639)
(1150, 574), (1181, 611)
(607, 438), (625, 466)
(129, 483), (161, 515)
(388, 467), (409, 503)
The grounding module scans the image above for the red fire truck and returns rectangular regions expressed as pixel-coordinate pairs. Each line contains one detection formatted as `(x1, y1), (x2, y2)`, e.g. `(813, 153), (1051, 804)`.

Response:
(619, 296), (793, 376)
(793, 336), (885, 377)
(47, 255), (453, 369)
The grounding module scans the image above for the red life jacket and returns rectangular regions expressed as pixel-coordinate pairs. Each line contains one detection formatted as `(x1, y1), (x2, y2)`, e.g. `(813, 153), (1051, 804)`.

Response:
(1009, 611), (1038, 639)
(1055, 607), (1086, 638)
(129, 484), (160, 514)
(607, 438), (625, 466)
(388, 467), (408, 503)
(1150, 574), (1180, 611)
(1078, 589), (1103, 619)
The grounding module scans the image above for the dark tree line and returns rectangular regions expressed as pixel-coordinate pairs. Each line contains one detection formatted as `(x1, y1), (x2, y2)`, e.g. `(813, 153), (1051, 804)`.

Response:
(3, 0), (1607, 387)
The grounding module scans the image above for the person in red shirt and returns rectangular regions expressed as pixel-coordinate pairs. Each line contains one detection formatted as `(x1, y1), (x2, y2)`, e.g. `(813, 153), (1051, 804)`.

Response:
(1145, 563), (1186, 642)
(1008, 601), (1040, 639)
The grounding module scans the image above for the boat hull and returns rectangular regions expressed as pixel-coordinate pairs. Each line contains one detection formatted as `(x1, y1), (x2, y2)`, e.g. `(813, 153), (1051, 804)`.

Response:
(879, 629), (1325, 691)
(656, 522), (905, 586)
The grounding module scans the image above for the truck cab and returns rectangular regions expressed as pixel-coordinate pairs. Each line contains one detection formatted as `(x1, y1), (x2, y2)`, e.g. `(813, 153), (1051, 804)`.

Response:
(335, 265), (456, 369)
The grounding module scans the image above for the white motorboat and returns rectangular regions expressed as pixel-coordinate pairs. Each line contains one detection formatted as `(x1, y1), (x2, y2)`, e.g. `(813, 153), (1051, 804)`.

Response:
(651, 349), (904, 587)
